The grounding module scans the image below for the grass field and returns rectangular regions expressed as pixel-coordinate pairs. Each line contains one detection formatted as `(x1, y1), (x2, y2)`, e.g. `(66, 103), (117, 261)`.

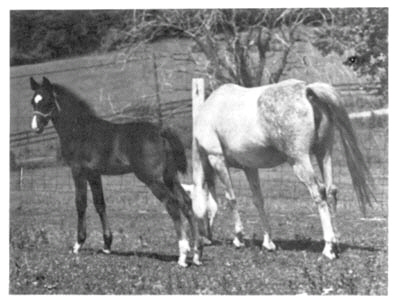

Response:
(9, 182), (387, 294)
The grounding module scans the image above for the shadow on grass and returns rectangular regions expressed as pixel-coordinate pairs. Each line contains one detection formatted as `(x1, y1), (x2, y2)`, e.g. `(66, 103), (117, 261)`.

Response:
(75, 248), (178, 263)
(243, 238), (381, 254)
(109, 250), (179, 263)
(76, 236), (380, 264)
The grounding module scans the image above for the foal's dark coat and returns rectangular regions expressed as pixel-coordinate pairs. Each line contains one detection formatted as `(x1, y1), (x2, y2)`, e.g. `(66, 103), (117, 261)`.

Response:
(29, 77), (198, 262)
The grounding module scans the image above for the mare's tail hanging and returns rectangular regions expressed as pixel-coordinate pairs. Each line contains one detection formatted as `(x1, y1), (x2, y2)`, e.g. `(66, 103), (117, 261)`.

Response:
(306, 82), (376, 216)
(161, 127), (188, 174)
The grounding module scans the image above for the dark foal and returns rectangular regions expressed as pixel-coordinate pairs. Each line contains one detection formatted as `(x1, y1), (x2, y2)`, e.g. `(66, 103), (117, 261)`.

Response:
(29, 77), (202, 267)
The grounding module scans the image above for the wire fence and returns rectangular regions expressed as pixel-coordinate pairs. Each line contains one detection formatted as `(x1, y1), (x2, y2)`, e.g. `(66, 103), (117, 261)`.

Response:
(10, 114), (388, 209)
(9, 112), (388, 210)
(10, 51), (388, 209)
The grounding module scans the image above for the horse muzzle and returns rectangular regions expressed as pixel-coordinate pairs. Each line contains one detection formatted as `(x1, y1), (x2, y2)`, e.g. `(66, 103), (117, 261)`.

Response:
(31, 114), (48, 134)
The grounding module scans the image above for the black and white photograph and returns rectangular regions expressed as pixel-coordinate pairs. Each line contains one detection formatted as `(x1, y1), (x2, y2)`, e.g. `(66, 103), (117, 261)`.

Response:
(8, 5), (389, 295)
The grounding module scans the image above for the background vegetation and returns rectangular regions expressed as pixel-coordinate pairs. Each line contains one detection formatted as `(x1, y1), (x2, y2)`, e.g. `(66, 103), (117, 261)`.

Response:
(11, 8), (388, 97)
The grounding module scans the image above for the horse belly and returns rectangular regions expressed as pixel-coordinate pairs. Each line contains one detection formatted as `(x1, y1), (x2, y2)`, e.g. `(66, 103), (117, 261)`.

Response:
(101, 151), (136, 175)
(81, 155), (134, 175)
(80, 142), (136, 175)
(226, 145), (287, 168)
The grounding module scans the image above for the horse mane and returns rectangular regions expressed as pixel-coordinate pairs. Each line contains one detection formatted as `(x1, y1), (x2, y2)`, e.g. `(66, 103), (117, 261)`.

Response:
(52, 83), (98, 119)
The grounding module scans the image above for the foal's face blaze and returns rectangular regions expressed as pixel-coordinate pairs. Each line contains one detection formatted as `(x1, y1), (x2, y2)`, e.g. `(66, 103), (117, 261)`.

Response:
(30, 77), (56, 134)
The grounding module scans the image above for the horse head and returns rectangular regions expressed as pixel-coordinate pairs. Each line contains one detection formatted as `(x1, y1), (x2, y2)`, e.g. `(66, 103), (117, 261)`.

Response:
(29, 77), (61, 133)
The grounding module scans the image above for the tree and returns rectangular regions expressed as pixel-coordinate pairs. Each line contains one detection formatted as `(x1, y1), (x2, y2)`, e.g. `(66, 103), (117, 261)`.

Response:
(117, 9), (329, 90)
(313, 8), (388, 99)
(10, 11), (125, 65)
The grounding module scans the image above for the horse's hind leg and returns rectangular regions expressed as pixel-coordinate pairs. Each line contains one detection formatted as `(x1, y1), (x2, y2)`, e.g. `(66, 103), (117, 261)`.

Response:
(206, 181), (218, 241)
(71, 168), (87, 254)
(207, 154), (245, 248)
(192, 146), (218, 243)
(87, 173), (112, 254)
(146, 179), (197, 267)
(316, 149), (339, 215)
(292, 155), (338, 259)
(244, 168), (276, 251)
(171, 181), (203, 266)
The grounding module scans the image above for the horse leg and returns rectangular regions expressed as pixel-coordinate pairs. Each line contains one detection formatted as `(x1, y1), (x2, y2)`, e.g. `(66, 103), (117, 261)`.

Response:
(87, 173), (112, 254)
(244, 168), (276, 251)
(145, 179), (194, 267)
(316, 150), (339, 215)
(206, 181), (218, 241)
(71, 168), (87, 254)
(207, 154), (244, 248)
(171, 181), (203, 266)
(292, 155), (338, 259)
(192, 147), (216, 242)
(316, 149), (340, 246)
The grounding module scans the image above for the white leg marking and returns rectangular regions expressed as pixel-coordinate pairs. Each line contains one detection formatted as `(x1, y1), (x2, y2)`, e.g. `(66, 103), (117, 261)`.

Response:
(233, 235), (245, 248)
(31, 115), (38, 130)
(318, 202), (337, 259)
(263, 233), (276, 251)
(181, 184), (193, 196)
(322, 241), (336, 260)
(73, 242), (81, 254)
(318, 202), (337, 244)
(102, 248), (111, 254)
(234, 217), (244, 234)
(207, 189), (218, 227)
(193, 252), (202, 266)
(178, 239), (190, 267)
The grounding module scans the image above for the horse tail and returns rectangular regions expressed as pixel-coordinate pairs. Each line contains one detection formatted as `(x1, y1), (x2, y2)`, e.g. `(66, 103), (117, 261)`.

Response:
(160, 127), (187, 174)
(306, 82), (375, 215)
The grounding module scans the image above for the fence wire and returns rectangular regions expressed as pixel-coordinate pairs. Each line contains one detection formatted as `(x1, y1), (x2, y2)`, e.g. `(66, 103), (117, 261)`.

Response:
(10, 118), (388, 209)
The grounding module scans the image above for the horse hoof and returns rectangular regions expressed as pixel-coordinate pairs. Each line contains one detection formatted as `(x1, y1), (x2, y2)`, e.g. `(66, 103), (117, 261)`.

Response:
(322, 251), (337, 260)
(201, 236), (213, 246)
(233, 236), (245, 248)
(193, 254), (202, 266)
(178, 260), (188, 268)
(322, 241), (338, 260)
(72, 242), (81, 254)
(322, 247), (337, 260)
(101, 248), (111, 255)
(193, 259), (203, 266)
(263, 241), (277, 251)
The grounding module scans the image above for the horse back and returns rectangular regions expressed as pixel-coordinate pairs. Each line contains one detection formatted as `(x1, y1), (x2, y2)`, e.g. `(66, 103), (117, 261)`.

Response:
(195, 80), (326, 166)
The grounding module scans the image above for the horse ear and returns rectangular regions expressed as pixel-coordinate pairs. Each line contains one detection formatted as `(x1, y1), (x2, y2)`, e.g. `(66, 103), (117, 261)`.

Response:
(30, 77), (39, 90)
(42, 77), (52, 89)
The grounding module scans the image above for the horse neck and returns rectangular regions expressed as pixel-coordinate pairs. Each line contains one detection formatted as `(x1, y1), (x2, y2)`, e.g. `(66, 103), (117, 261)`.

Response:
(50, 101), (97, 140)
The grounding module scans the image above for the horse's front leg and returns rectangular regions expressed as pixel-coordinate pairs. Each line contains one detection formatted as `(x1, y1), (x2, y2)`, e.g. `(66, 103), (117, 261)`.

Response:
(71, 168), (87, 254)
(244, 168), (276, 251)
(87, 173), (112, 254)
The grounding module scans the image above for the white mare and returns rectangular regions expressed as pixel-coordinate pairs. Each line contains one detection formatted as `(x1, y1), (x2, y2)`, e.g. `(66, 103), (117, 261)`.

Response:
(192, 79), (374, 260)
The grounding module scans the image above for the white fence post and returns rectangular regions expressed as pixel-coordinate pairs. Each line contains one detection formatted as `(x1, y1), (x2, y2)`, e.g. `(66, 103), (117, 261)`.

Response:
(192, 78), (205, 164)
